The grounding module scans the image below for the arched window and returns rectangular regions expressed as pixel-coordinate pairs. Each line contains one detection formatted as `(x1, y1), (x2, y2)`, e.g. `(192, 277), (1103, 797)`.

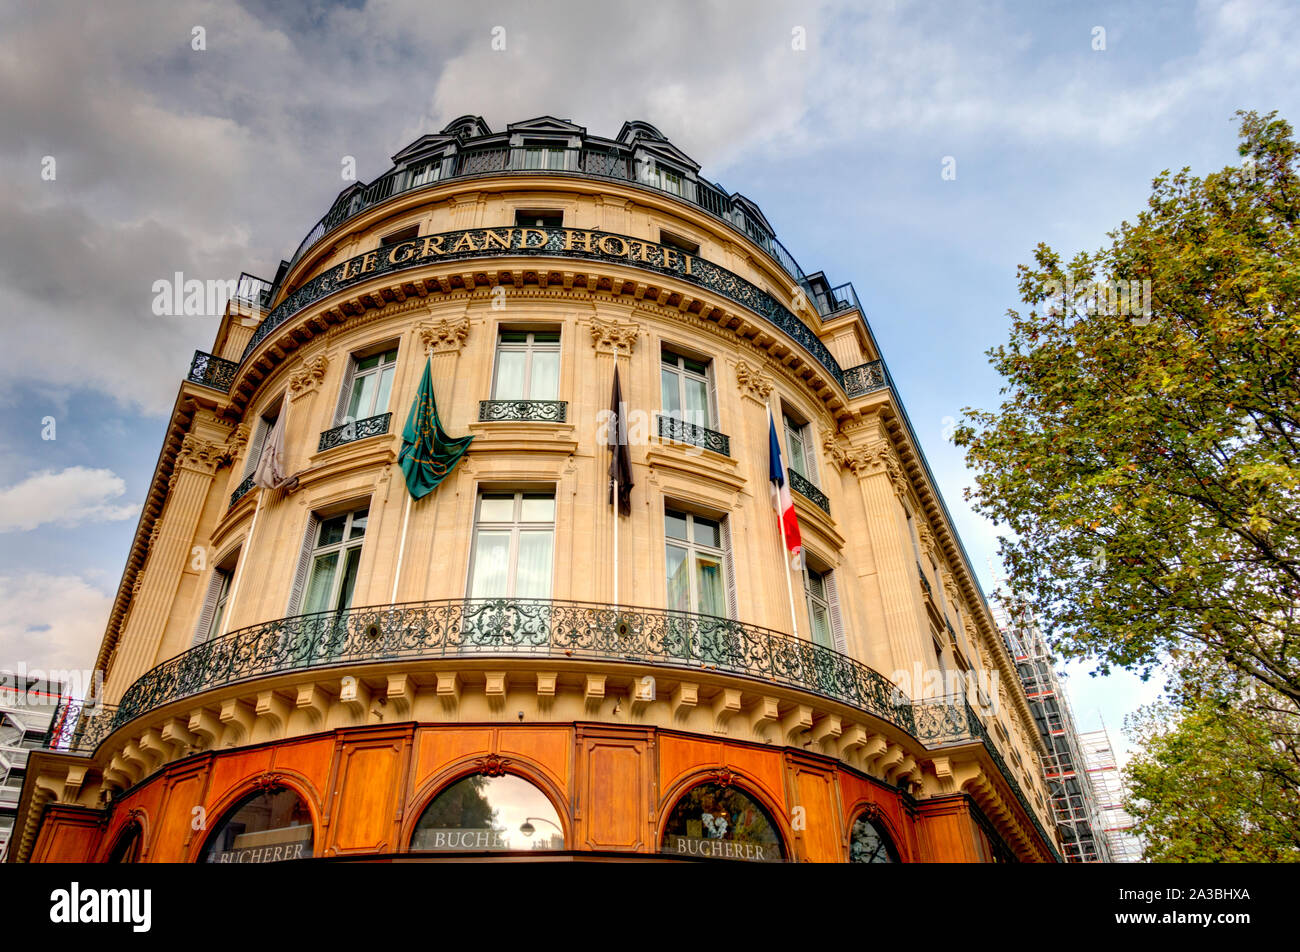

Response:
(661, 782), (785, 862)
(107, 822), (143, 863)
(201, 786), (314, 863)
(849, 811), (897, 863)
(410, 772), (565, 853)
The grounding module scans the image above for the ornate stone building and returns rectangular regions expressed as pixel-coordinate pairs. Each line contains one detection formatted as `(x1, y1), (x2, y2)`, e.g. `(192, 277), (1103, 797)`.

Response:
(11, 116), (1058, 863)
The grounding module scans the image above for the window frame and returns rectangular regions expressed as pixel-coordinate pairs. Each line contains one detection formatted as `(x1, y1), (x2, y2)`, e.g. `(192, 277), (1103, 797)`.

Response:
(782, 408), (818, 487)
(490, 327), (561, 401)
(335, 344), (399, 426)
(664, 507), (733, 619)
(298, 506), (369, 616)
(660, 346), (717, 430)
(466, 489), (557, 599)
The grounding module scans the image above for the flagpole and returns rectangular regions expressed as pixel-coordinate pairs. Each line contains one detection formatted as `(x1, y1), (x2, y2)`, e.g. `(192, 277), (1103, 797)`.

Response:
(390, 349), (431, 604)
(612, 473), (619, 610)
(768, 398), (801, 640)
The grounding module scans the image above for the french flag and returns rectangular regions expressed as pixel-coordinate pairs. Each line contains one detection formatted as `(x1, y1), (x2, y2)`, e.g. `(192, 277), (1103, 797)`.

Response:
(768, 410), (803, 569)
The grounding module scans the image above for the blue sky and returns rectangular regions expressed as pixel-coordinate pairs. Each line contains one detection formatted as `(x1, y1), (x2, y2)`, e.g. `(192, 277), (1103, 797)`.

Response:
(3, 0), (1298, 760)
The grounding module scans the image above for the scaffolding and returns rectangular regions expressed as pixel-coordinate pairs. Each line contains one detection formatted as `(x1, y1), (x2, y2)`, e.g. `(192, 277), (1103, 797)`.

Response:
(990, 595), (1114, 862)
(1078, 726), (1144, 862)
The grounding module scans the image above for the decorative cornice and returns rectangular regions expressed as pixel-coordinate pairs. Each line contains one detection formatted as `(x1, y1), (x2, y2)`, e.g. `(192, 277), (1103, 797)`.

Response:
(417, 314), (470, 353)
(589, 315), (639, 355)
(733, 360), (773, 403)
(288, 354), (330, 401)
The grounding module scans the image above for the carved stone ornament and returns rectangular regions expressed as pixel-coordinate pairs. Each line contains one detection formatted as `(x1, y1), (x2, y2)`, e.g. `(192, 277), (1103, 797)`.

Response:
(589, 316), (639, 355)
(288, 354), (330, 401)
(176, 434), (226, 475)
(821, 429), (852, 470)
(734, 360), (773, 403)
(417, 315), (470, 354)
(917, 522), (937, 558)
(253, 772), (286, 792)
(226, 422), (251, 458)
(846, 441), (909, 499)
(474, 754), (512, 777)
(709, 768), (739, 789)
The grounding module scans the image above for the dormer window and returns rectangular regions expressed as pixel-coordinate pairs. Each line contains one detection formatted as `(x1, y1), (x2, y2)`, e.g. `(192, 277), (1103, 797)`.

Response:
(521, 145), (567, 170)
(409, 160), (442, 187)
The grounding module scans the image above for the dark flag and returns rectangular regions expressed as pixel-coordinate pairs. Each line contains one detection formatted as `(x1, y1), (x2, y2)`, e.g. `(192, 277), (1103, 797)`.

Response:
(606, 366), (633, 516)
(399, 358), (473, 499)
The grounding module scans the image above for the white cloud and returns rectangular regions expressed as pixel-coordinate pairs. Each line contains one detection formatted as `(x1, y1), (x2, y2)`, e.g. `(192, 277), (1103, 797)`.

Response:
(0, 467), (138, 532)
(0, 573), (112, 675)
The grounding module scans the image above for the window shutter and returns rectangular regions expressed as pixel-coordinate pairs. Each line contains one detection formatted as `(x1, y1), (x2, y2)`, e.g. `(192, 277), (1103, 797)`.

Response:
(826, 570), (848, 653)
(243, 417), (269, 477)
(334, 356), (358, 424)
(803, 423), (820, 487)
(287, 514), (320, 615)
(720, 517), (738, 620)
(192, 570), (225, 646)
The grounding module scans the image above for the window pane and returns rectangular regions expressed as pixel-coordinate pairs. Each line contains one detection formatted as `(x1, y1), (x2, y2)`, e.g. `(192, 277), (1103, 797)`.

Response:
(685, 377), (709, 425)
(665, 511), (688, 541)
(303, 553), (339, 614)
(666, 544), (690, 612)
(494, 350), (527, 400)
(530, 350), (559, 400)
(692, 517), (720, 548)
(208, 598), (227, 641)
(356, 354), (381, 372)
(531, 331), (560, 344)
(695, 556), (724, 616)
(661, 368), (681, 415)
(336, 546), (362, 611)
(348, 373), (377, 421)
(661, 350), (679, 368)
(375, 366), (395, 415)
(348, 509), (369, 539)
(499, 330), (530, 343)
(470, 531), (511, 598)
(810, 605), (832, 649)
(806, 568), (824, 599)
(478, 495), (516, 523)
(318, 515), (347, 547)
(516, 531), (554, 598)
(520, 494), (555, 522)
(683, 356), (708, 376)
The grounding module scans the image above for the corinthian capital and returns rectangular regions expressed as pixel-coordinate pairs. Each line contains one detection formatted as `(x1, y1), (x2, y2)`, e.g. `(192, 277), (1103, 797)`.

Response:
(417, 315), (470, 354)
(733, 360), (773, 403)
(176, 434), (226, 474)
(590, 316), (639, 356)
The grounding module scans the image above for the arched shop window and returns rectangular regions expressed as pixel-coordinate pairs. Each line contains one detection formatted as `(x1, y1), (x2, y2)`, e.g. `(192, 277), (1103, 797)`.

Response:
(201, 786), (314, 863)
(410, 772), (565, 853)
(107, 822), (143, 863)
(661, 782), (785, 862)
(849, 811), (897, 863)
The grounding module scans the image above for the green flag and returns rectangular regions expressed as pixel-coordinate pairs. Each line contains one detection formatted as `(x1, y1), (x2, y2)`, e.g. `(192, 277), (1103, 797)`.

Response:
(398, 358), (473, 499)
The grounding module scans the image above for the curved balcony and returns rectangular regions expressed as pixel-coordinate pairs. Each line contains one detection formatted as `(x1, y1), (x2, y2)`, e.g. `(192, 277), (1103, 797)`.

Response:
(44, 597), (1060, 859)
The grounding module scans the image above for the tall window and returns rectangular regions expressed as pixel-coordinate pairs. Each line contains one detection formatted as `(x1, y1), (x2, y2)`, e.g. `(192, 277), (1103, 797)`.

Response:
(468, 492), (555, 598)
(409, 160), (441, 187)
(661, 348), (714, 428)
(642, 163), (684, 196)
(299, 508), (368, 615)
(803, 565), (834, 650)
(665, 509), (730, 618)
(243, 402), (281, 477)
(492, 330), (560, 400)
(194, 565), (234, 645)
(783, 411), (815, 483)
(336, 348), (397, 425)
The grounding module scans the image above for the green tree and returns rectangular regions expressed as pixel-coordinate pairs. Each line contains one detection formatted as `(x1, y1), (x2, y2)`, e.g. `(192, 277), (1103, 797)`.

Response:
(954, 111), (1300, 703)
(1124, 672), (1300, 862)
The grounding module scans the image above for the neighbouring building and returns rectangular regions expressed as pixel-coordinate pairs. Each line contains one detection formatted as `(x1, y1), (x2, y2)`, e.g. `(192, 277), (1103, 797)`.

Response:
(1079, 726), (1143, 862)
(11, 116), (1059, 863)
(0, 675), (65, 861)
(992, 595), (1112, 862)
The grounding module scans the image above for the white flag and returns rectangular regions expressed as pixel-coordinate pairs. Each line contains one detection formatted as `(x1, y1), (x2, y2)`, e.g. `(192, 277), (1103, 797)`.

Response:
(252, 411), (288, 489)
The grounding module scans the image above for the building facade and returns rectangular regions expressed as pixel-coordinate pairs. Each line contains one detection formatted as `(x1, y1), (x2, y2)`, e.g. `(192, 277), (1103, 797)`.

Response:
(0, 676), (64, 860)
(12, 116), (1058, 863)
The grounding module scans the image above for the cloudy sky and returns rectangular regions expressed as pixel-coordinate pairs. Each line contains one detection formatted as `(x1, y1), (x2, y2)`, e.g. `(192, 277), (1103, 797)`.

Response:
(3, 0), (1297, 757)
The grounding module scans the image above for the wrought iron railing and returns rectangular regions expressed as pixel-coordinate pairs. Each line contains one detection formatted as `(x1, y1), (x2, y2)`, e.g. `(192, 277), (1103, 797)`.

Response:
(478, 400), (568, 423)
(281, 142), (840, 318)
(842, 359), (889, 398)
(657, 414), (730, 456)
(41, 697), (119, 756)
(229, 473), (255, 507)
(232, 272), (273, 309)
(104, 597), (910, 733)
(186, 351), (239, 392)
(318, 413), (392, 452)
(788, 469), (830, 515)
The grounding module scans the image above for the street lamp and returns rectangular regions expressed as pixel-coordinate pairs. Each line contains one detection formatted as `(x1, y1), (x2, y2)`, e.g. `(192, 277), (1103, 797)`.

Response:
(519, 816), (563, 839)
